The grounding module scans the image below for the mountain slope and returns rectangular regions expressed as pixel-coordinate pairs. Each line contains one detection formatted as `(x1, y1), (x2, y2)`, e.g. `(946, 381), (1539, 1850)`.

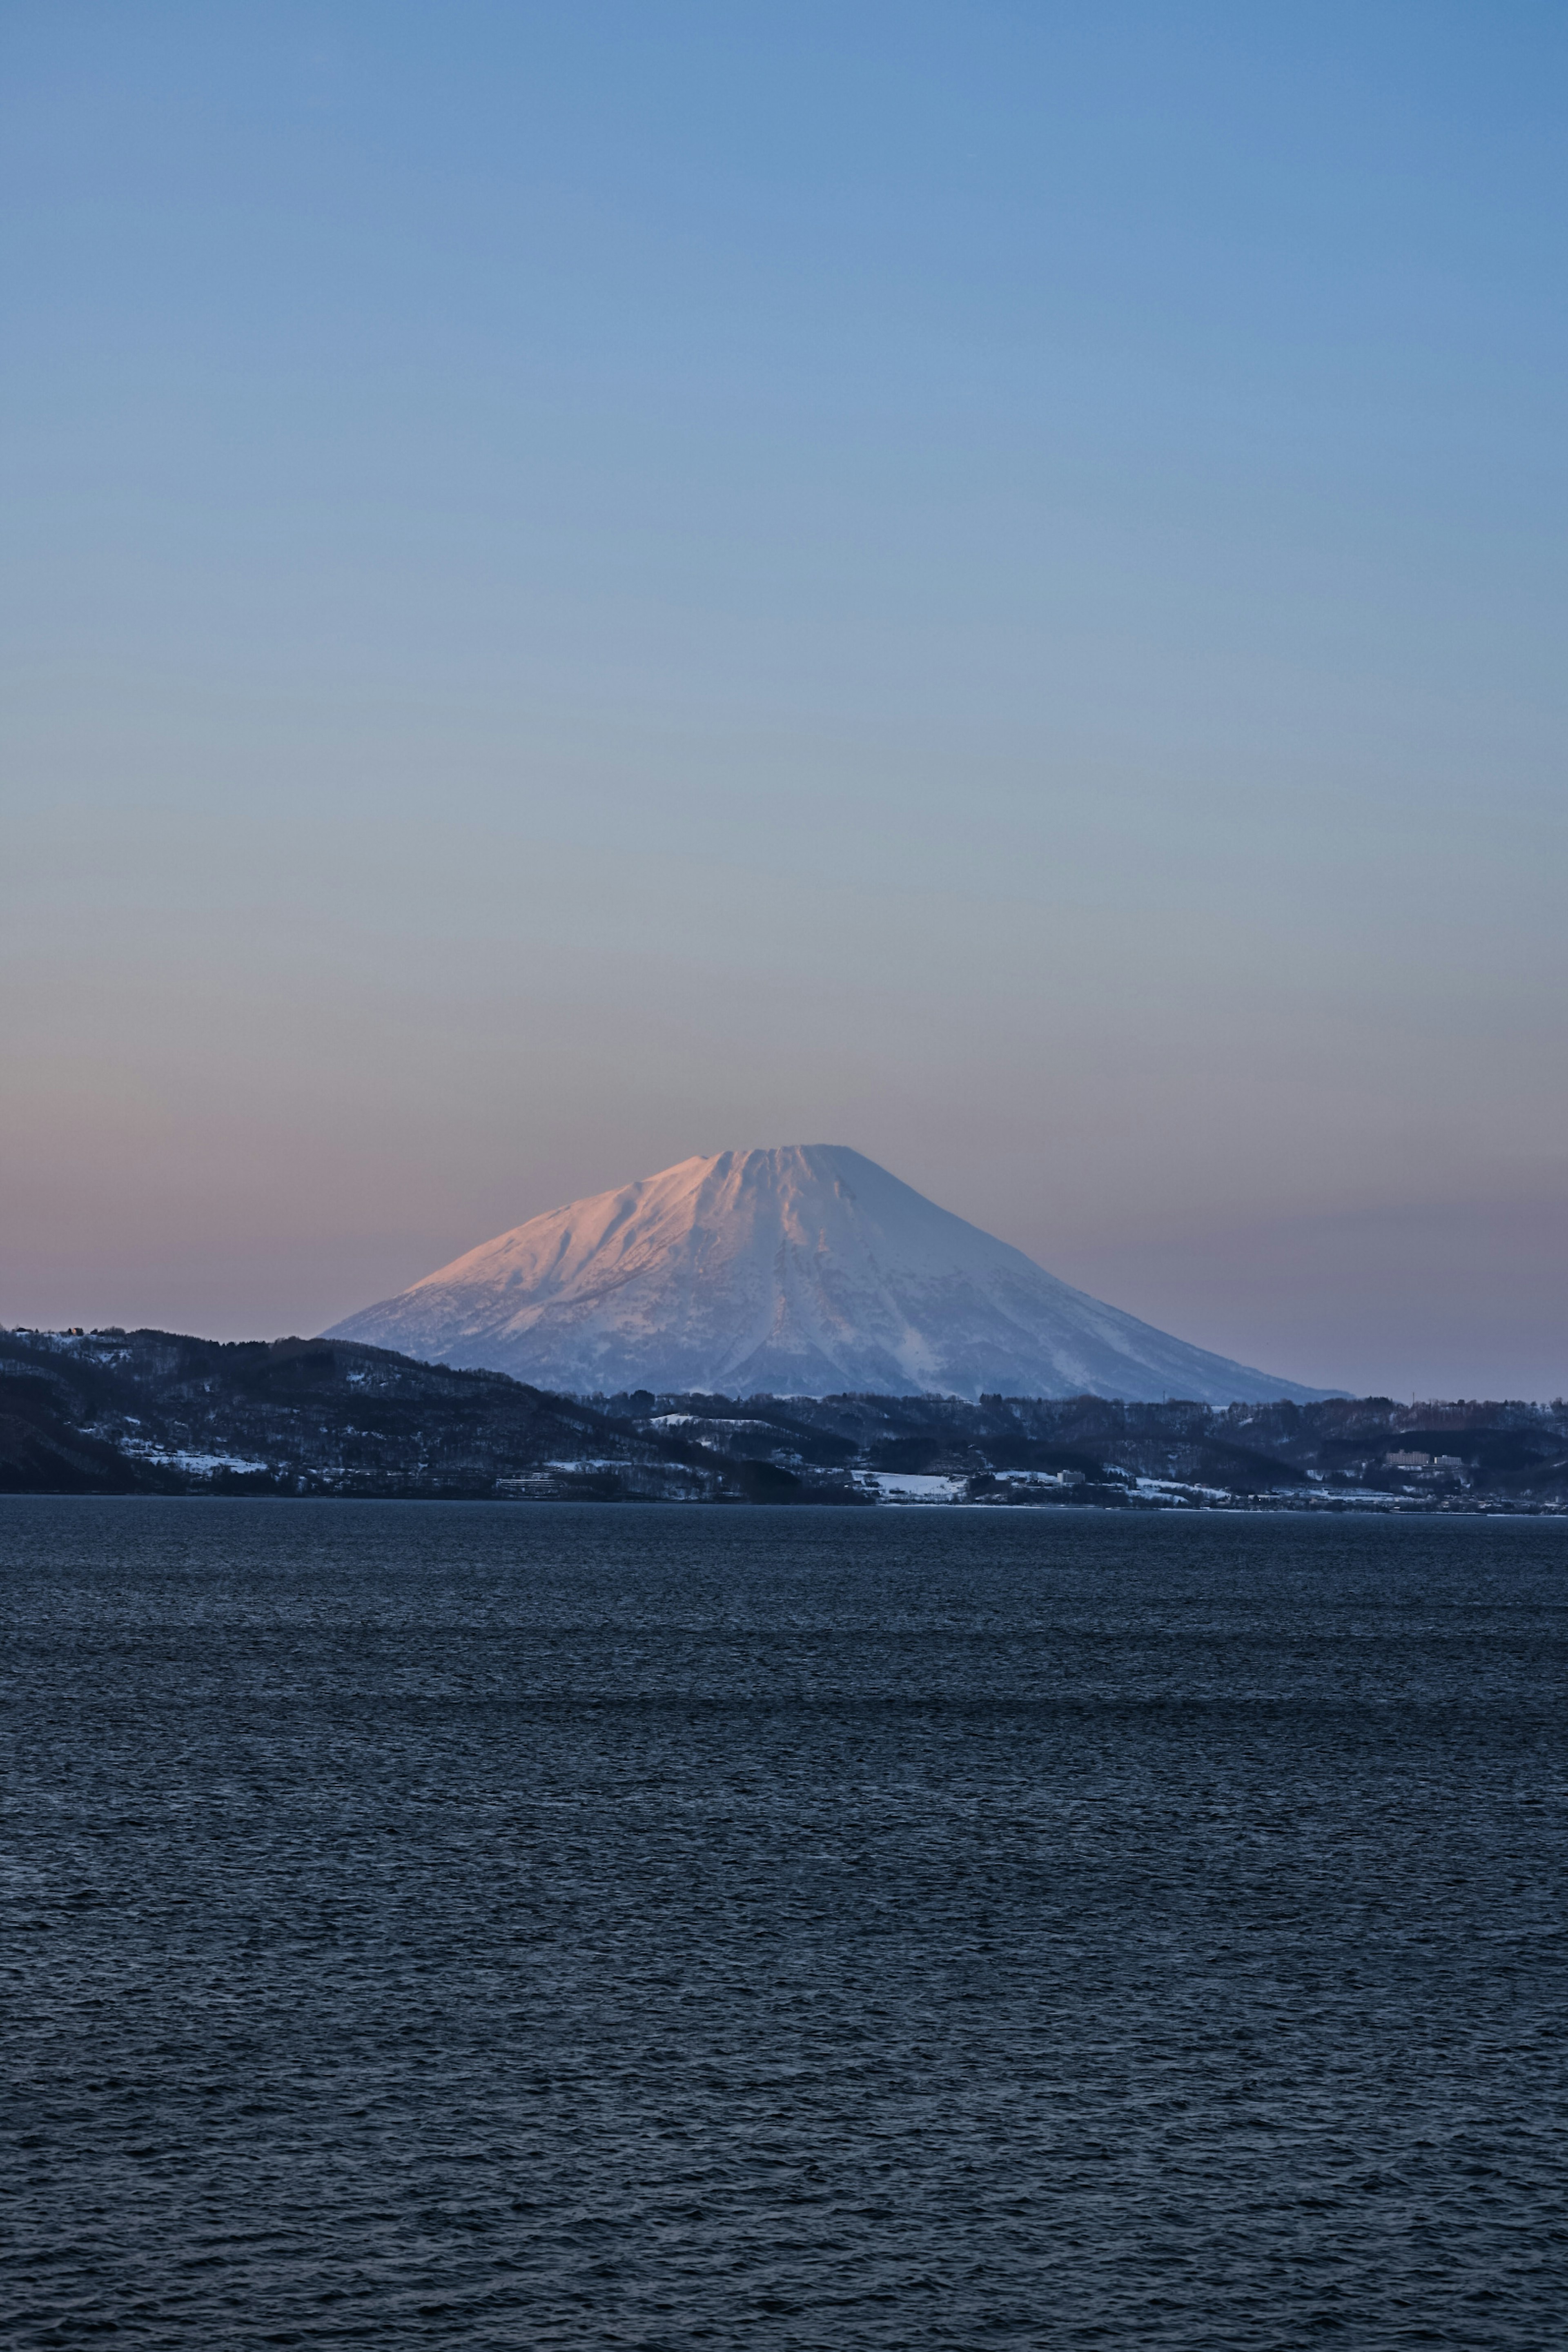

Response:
(326, 1146), (1328, 1403)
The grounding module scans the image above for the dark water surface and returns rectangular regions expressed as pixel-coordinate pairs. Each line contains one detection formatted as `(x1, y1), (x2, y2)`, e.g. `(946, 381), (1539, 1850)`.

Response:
(3, 1500), (1566, 2349)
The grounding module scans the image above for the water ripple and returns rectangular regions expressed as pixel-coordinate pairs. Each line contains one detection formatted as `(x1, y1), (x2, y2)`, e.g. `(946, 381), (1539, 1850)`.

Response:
(2, 1499), (1565, 2347)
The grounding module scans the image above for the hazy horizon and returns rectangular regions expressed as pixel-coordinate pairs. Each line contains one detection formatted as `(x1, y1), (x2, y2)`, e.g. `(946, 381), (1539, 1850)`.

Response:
(4, 5), (1566, 1401)
(9, 1136), (1561, 1405)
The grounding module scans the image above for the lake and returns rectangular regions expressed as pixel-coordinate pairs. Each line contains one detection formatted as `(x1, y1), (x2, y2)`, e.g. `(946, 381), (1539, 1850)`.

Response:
(4, 1499), (1565, 2347)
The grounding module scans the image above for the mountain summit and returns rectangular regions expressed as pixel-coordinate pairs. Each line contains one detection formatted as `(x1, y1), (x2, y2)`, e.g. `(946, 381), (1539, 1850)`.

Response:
(326, 1146), (1326, 1403)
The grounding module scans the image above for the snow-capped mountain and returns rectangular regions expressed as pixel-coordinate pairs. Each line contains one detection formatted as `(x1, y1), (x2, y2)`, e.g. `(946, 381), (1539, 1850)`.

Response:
(325, 1146), (1328, 1403)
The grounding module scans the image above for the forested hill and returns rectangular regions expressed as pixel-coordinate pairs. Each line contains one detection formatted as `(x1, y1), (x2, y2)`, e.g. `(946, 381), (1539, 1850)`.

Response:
(2, 1325), (1565, 1510)
(0, 1329), (619, 1499)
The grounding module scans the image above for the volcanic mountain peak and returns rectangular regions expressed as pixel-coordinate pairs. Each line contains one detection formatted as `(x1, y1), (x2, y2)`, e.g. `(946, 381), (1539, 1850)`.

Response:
(325, 1145), (1328, 1404)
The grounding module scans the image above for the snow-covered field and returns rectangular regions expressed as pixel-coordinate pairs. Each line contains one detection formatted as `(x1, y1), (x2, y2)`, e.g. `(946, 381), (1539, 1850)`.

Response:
(121, 1443), (271, 1477)
(859, 1472), (969, 1502)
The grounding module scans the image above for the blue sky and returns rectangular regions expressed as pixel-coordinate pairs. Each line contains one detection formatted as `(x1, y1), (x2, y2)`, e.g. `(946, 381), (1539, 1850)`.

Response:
(3, 2), (1565, 1395)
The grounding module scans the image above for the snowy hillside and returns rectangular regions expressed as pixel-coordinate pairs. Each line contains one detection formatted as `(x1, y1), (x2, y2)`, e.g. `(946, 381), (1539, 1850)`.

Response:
(325, 1146), (1329, 1403)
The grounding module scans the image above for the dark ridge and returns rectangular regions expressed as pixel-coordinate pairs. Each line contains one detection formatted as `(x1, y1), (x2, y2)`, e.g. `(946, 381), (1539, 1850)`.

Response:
(1, 1327), (1564, 1508)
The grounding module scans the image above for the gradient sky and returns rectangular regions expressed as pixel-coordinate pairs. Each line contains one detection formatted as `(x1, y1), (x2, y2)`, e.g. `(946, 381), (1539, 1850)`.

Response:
(3, 1), (1566, 1399)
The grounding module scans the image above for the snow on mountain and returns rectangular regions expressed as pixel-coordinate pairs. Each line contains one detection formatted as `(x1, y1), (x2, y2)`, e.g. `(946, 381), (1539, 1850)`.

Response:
(325, 1146), (1329, 1403)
